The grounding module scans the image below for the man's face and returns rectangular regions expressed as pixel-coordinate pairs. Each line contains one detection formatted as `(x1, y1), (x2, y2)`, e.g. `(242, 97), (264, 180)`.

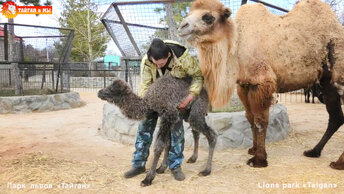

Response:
(151, 52), (171, 69)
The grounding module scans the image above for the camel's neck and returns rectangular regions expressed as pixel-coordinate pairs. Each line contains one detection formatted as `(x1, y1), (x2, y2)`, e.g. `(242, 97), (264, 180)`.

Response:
(197, 22), (239, 108)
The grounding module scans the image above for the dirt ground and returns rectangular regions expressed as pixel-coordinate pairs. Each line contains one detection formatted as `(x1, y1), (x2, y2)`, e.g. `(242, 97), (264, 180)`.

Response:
(0, 92), (343, 194)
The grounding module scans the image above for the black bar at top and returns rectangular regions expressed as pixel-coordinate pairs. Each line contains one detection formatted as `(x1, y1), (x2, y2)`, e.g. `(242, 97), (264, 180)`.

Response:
(249, 0), (289, 12)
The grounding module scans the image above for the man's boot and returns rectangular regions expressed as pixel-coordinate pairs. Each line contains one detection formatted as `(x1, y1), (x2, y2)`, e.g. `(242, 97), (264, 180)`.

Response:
(124, 167), (146, 178)
(172, 167), (185, 181)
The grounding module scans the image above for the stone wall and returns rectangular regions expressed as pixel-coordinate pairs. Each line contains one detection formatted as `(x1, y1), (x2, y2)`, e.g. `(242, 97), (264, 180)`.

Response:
(0, 92), (82, 114)
(101, 103), (290, 150)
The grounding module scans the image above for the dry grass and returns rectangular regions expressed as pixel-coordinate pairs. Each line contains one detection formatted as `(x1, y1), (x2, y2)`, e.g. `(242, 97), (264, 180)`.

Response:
(0, 152), (133, 193)
(0, 92), (343, 194)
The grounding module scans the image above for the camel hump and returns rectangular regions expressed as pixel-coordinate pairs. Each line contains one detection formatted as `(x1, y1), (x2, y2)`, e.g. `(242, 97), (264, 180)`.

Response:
(236, 3), (274, 21)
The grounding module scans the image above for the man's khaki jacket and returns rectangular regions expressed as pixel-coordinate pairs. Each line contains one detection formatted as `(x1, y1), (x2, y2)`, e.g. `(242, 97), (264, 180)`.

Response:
(138, 40), (203, 97)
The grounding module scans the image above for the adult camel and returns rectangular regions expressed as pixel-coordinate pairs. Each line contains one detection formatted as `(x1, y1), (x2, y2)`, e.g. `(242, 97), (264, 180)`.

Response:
(178, 0), (344, 169)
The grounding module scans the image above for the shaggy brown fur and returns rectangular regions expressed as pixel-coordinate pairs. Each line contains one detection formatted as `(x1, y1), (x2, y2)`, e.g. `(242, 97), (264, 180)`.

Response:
(178, 0), (344, 169)
(98, 74), (217, 186)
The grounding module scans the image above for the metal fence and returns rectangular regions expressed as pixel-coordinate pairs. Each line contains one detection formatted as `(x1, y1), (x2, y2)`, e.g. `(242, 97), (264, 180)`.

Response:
(67, 61), (141, 93)
(0, 23), (74, 63)
(0, 62), (70, 95)
(0, 23), (74, 95)
(274, 91), (324, 104)
(0, 61), (141, 95)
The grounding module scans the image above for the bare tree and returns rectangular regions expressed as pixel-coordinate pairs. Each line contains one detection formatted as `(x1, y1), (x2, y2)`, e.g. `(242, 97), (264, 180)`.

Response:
(325, 0), (344, 20)
(165, 2), (180, 42)
(8, 18), (23, 95)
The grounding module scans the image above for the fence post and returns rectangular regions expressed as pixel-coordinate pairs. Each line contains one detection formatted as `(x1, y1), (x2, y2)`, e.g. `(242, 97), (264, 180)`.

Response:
(52, 70), (54, 89)
(103, 70), (106, 88)
(8, 69), (11, 85)
(41, 64), (46, 89)
(61, 65), (64, 92)
(125, 60), (128, 83)
(19, 37), (24, 62)
(4, 24), (8, 61)
(55, 63), (61, 93)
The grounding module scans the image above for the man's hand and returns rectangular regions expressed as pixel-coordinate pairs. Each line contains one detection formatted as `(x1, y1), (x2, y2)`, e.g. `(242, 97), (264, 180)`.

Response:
(178, 94), (194, 109)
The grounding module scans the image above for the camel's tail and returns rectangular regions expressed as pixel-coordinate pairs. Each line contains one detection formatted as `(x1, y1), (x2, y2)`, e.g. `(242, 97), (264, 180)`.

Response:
(98, 80), (148, 120)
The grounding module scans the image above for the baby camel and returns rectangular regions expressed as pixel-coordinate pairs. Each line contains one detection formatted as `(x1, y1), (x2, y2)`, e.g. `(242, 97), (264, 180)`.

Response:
(98, 74), (217, 186)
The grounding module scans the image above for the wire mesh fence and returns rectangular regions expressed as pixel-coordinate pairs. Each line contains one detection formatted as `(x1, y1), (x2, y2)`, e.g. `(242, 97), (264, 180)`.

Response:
(0, 23), (74, 63)
(1, 59), (321, 104)
(0, 0), (321, 105)
(274, 91), (324, 105)
(100, 0), (316, 105)
(67, 61), (141, 93)
(0, 23), (74, 95)
(101, 0), (292, 58)
(0, 61), (141, 95)
(0, 62), (70, 95)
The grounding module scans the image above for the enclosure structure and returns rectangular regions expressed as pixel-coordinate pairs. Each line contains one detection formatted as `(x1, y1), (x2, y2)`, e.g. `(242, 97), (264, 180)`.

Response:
(100, 0), (303, 99)
(0, 23), (74, 94)
(99, 0), (296, 149)
(101, 0), (288, 58)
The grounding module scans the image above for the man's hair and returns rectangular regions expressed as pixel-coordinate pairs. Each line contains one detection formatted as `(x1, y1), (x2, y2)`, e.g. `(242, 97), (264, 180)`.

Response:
(147, 38), (171, 60)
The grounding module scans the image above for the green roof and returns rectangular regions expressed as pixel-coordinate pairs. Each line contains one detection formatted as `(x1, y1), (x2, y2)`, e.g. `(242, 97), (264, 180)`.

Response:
(104, 55), (120, 66)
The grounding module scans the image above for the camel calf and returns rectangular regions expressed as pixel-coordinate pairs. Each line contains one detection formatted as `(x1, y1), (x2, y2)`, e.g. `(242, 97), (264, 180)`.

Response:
(98, 74), (217, 186)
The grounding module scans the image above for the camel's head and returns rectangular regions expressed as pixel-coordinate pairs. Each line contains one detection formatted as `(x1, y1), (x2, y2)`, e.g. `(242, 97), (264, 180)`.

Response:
(178, 0), (232, 45)
(98, 79), (131, 104)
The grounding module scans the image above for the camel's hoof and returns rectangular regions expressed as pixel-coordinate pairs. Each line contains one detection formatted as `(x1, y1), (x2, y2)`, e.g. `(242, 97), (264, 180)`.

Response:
(330, 162), (344, 170)
(187, 156), (197, 163)
(140, 178), (153, 187)
(248, 147), (256, 155)
(303, 149), (321, 158)
(156, 165), (167, 174)
(198, 169), (211, 176)
(247, 156), (268, 168)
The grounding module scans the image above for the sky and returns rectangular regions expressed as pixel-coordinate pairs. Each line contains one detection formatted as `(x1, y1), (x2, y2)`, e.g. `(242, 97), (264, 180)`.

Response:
(1, 0), (343, 57)
(0, 0), (111, 26)
(0, 0), (62, 26)
(0, 0), (119, 56)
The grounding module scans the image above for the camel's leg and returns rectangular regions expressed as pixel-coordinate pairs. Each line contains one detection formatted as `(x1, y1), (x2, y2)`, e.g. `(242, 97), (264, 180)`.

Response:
(246, 111), (258, 155)
(304, 83), (344, 158)
(330, 152), (344, 170)
(199, 124), (217, 176)
(156, 144), (169, 174)
(189, 115), (217, 176)
(189, 101), (217, 176)
(187, 129), (200, 163)
(304, 89), (310, 103)
(141, 112), (177, 187)
(246, 108), (269, 168)
(237, 86), (257, 155)
(244, 80), (275, 168)
(312, 91), (316, 103)
(140, 127), (169, 186)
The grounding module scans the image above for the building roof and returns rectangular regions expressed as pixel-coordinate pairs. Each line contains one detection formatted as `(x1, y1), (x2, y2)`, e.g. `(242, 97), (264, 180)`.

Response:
(0, 26), (23, 41)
